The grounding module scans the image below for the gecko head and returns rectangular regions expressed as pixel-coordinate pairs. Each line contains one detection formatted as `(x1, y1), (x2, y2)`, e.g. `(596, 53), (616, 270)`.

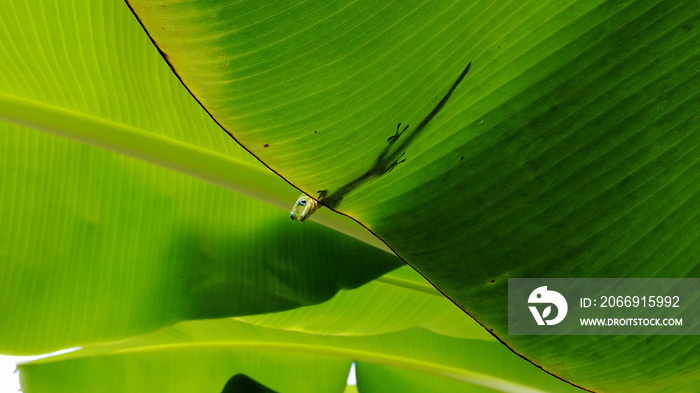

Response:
(289, 194), (318, 222)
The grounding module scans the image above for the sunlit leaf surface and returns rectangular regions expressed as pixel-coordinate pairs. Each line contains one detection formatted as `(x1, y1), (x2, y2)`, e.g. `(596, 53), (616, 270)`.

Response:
(19, 309), (581, 393)
(0, 0), (401, 354)
(126, 0), (700, 391)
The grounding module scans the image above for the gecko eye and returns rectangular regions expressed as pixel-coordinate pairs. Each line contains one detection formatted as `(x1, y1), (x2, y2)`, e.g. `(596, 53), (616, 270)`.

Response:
(298, 199), (307, 205)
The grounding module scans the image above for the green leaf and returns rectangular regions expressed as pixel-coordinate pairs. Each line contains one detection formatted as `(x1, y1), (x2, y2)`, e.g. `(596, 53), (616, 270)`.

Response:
(343, 385), (359, 393)
(18, 318), (583, 393)
(17, 259), (579, 392)
(126, 0), (700, 391)
(0, 0), (401, 355)
(0, 0), (386, 250)
(0, 121), (401, 355)
(236, 266), (491, 341)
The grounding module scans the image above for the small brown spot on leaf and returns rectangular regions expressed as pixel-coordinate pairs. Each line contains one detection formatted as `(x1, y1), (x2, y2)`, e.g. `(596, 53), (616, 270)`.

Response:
(263, 144), (269, 148)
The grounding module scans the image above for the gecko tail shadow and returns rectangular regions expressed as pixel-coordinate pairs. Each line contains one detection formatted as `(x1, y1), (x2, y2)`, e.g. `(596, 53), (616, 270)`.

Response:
(292, 61), (472, 218)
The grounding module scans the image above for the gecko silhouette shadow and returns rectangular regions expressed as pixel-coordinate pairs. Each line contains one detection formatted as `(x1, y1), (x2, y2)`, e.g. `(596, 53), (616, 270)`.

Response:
(317, 61), (472, 209)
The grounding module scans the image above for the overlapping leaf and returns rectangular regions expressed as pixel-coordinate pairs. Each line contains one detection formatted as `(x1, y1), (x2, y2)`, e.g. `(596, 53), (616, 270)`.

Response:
(15, 254), (578, 392)
(127, 0), (700, 391)
(19, 304), (581, 393)
(0, 120), (403, 355)
(236, 265), (489, 340)
(0, 0), (401, 355)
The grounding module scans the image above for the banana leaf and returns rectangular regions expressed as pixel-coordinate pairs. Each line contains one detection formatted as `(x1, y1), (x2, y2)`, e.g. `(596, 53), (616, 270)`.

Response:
(0, 1), (401, 355)
(125, 0), (700, 391)
(18, 293), (581, 393)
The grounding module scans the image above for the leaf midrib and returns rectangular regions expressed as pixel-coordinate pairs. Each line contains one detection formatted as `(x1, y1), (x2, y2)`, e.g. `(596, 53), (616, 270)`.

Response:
(0, 93), (390, 252)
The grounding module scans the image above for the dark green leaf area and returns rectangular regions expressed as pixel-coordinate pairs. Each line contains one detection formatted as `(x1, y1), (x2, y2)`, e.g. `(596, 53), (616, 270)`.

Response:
(174, 218), (404, 319)
(221, 374), (279, 393)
